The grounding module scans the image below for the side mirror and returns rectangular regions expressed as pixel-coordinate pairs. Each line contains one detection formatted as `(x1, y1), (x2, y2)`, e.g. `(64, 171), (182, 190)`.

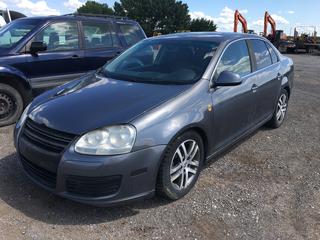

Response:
(30, 41), (47, 54)
(215, 71), (242, 87)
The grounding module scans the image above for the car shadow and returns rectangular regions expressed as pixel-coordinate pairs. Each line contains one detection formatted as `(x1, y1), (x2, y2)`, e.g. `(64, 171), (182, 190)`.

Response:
(0, 153), (170, 225)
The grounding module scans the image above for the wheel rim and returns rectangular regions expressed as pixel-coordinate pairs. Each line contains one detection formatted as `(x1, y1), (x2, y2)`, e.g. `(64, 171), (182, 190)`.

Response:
(170, 139), (200, 190)
(0, 92), (15, 120)
(276, 93), (287, 123)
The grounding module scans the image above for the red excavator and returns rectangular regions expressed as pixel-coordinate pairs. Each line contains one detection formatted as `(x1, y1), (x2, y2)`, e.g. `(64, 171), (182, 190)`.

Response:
(263, 11), (295, 53)
(234, 10), (254, 34)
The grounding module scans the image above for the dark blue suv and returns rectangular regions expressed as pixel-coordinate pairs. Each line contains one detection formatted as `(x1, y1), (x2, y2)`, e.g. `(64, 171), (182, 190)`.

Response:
(0, 13), (146, 126)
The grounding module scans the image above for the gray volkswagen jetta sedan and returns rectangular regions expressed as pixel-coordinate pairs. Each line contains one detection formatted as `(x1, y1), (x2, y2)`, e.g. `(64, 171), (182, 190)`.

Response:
(14, 32), (294, 206)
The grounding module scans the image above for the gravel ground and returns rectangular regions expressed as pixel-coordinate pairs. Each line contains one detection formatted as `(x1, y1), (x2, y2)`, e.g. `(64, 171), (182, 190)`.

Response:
(0, 54), (319, 240)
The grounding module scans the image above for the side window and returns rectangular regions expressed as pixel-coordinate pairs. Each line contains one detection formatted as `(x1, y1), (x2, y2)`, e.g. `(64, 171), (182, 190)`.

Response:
(117, 23), (145, 46)
(251, 40), (272, 70)
(215, 40), (251, 78)
(82, 21), (120, 49)
(34, 21), (79, 51)
(266, 42), (278, 64)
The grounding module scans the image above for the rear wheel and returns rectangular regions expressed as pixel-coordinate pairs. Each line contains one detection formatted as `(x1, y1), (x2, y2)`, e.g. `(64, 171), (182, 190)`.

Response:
(0, 83), (24, 127)
(156, 131), (204, 200)
(267, 89), (289, 128)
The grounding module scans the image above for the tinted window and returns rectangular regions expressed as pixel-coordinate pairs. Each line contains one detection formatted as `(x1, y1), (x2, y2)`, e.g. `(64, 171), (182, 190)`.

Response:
(266, 42), (278, 63)
(117, 23), (145, 46)
(103, 39), (219, 84)
(34, 21), (79, 51)
(215, 40), (251, 78)
(0, 20), (39, 49)
(251, 39), (272, 70)
(83, 21), (120, 49)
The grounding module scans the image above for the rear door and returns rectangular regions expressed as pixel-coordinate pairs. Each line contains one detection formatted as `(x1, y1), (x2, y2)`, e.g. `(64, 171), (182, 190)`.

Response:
(25, 20), (85, 89)
(210, 40), (256, 151)
(81, 20), (123, 72)
(248, 39), (282, 124)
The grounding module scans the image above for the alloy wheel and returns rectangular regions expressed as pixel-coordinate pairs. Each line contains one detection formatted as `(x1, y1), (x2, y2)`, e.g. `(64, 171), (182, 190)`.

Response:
(170, 139), (200, 190)
(276, 93), (287, 123)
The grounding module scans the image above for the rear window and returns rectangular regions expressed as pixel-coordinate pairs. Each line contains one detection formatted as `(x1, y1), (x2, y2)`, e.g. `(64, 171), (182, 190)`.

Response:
(117, 23), (145, 46)
(82, 21), (120, 49)
(251, 39), (272, 70)
(266, 42), (278, 64)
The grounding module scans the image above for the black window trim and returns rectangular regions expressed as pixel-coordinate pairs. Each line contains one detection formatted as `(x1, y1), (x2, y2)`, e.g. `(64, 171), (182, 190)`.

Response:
(24, 20), (82, 53)
(80, 20), (122, 51)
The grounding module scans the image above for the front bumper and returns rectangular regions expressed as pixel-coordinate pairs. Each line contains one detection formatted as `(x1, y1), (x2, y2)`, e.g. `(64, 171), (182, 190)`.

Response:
(15, 122), (166, 206)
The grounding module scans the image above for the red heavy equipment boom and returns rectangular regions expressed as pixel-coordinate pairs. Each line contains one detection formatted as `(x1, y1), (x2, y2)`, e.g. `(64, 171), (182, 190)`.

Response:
(263, 11), (276, 37)
(234, 10), (248, 33)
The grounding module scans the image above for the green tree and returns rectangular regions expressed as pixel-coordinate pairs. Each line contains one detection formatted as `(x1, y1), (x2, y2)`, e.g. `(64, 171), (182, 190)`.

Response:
(114, 0), (190, 37)
(189, 18), (217, 32)
(77, 1), (114, 15)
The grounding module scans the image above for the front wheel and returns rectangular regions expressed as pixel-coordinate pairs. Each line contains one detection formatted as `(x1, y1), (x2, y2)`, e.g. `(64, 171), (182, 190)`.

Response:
(156, 131), (204, 200)
(267, 89), (289, 128)
(0, 83), (24, 127)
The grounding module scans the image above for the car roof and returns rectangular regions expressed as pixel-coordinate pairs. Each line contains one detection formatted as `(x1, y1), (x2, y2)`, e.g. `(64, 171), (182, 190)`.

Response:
(15, 14), (138, 24)
(150, 32), (266, 43)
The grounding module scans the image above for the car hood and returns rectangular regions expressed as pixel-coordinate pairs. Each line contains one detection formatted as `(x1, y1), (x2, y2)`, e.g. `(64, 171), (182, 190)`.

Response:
(29, 73), (192, 135)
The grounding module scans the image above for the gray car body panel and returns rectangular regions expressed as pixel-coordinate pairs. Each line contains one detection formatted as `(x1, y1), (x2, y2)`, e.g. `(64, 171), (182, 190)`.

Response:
(14, 32), (294, 206)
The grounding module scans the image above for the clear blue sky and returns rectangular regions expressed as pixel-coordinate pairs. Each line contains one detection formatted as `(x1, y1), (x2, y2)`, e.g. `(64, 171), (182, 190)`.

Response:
(1, 0), (319, 35)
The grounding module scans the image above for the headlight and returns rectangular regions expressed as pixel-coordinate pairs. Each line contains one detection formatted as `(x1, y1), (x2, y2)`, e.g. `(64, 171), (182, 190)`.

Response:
(75, 125), (136, 155)
(16, 103), (31, 127)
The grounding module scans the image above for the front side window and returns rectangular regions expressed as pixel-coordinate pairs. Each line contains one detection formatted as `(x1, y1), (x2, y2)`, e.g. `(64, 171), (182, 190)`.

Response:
(215, 40), (251, 78)
(103, 39), (219, 84)
(0, 20), (39, 49)
(117, 23), (145, 46)
(251, 39), (272, 70)
(34, 21), (79, 51)
(83, 21), (120, 49)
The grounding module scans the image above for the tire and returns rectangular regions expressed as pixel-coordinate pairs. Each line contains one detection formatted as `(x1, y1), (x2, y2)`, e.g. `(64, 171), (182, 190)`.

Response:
(267, 88), (289, 129)
(0, 83), (24, 127)
(156, 130), (204, 200)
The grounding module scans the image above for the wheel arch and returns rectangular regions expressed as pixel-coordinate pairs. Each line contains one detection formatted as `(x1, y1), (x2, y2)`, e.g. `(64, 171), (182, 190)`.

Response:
(166, 123), (209, 159)
(0, 71), (33, 106)
(283, 85), (291, 99)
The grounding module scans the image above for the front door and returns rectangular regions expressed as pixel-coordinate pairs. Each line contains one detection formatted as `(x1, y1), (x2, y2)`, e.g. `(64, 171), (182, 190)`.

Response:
(25, 21), (85, 89)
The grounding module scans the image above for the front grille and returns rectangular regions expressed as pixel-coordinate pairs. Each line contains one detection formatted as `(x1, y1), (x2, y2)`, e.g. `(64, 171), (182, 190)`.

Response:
(66, 175), (122, 198)
(23, 118), (76, 154)
(20, 156), (57, 189)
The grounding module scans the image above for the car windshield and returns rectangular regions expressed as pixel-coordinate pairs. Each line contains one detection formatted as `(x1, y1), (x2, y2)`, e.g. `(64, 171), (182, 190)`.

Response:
(102, 39), (219, 84)
(0, 19), (39, 49)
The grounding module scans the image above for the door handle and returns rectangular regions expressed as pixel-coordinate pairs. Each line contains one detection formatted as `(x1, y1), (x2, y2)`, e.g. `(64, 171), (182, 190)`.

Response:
(71, 55), (80, 59)
(251, 84), (258, 92)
